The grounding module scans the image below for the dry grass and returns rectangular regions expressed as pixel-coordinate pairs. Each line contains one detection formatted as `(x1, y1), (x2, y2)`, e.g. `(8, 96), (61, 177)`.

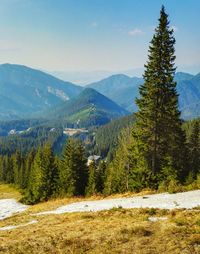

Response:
(0, 185), (200, 253)
(0, 184), (22, 200)
(0, 208), (200, 254)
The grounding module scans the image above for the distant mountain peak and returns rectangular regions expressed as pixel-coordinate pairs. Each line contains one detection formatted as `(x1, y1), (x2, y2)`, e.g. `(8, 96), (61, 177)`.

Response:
(47, 87), (129, 127)
(0, 64), (83, 120)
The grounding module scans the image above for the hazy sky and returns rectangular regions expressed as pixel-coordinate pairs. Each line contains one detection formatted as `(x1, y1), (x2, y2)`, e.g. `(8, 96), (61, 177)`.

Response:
(0, 0), (199, 73)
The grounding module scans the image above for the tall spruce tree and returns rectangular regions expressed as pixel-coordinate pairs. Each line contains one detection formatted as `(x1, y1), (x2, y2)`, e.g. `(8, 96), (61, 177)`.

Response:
(24, 146), (44, 204)
(75, 140), (88, 195)
(59, 139), (88, 196)
(188, 121), (200, 177)
(13, 150), (22, 186)
(104, 127), (133, 194)
(42, 144), (59, 199)
(132, 6), (187, 187)
(85, 161), (97, 196)
(96, 161), (106, 193)
(59, 139), (77, 195)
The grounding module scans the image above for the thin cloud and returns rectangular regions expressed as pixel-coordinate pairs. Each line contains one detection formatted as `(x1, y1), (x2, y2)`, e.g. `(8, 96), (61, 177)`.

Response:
(128, 28), (145, 36)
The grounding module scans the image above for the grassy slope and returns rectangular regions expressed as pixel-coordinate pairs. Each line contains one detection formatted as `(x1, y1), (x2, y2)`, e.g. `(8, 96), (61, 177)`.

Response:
(0, 185), (200, 253)
(0, 184), (22, 200)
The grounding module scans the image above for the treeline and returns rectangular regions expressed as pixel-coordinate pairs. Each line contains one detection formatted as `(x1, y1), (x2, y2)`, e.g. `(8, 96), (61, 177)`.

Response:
(0, 126), (64, 155)
(0, 117), (200, 204)
(104, 120), (200, 194)
(86, 114), (135, 162)
(0, 139), (106, 204)
(0, 119), (46, 136)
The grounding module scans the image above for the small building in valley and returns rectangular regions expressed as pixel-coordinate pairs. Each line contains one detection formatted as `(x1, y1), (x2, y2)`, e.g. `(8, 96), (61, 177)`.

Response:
(87, 155), (101, 166)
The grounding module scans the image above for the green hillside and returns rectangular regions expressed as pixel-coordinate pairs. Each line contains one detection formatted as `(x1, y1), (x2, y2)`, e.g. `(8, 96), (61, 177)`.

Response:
(47, 88), (130, 127)
(0, 64), (83, 120)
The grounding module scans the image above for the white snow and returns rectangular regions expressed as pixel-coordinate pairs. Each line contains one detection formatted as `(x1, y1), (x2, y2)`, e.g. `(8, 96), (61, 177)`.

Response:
(36, 190), (200, 215)
(0, 220), (38, 231)
(0, 199), (28, 220)
(148, 217), (168, 222)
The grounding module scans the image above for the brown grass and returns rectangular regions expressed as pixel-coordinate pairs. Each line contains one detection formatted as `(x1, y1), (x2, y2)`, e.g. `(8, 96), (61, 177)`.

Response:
(0, 184), (22, 200)
(0, 185), (200, 253)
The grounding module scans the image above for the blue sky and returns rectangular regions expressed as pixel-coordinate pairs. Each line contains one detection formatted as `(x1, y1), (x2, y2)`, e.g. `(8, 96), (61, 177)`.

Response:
(0, 0), (199, 74)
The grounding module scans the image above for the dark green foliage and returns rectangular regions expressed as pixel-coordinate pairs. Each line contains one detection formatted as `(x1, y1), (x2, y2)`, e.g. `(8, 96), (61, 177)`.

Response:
(42, 144), (60, 199)
(188, 121), (200, 177)
(85, 160), (106, 196)
(131, 6), (187, 187)
(86, 161), (97, 196)
(0, 125), (63, 155)
(104, 128), (133, 194)
(24, 147), (44, 204)
(13, 150), (22, 186)
(87, 114), (135, 161)
(23, 144), (59, 204)
(96, 161), (106, 193)
(59, 139), (88, 196)
(103, 6), (192, 194)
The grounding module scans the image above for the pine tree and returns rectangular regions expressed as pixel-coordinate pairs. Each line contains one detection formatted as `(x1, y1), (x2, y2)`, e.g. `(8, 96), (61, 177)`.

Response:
(42, 144), (59, 199)
(24, 146), (44, 204)
(104, 127), (133, 194)
(59, 139), (88, 196)
(86, 161), (97, 196)
(13, 150), (22, 186)
(132, 6), (187, 187)
(188, 121), (200, 177)
(96, 161), (106, 193)
(0, 156), (7, 182)
(23, 149), (35, 189)
(74, 140), (88, 195)
(5, 156), (14, 183)
(59, 139), (77, 195)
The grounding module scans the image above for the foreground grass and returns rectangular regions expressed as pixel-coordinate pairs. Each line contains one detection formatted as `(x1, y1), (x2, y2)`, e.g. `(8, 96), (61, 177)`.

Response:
(0, 206), (200, 254)
(0, 184), (22, 200)
(0, 186), (200, 253)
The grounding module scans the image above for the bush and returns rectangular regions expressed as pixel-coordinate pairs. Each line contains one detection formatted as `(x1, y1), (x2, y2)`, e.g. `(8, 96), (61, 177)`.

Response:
(158, 178), (183, 194)
(168, 179), (183, 194)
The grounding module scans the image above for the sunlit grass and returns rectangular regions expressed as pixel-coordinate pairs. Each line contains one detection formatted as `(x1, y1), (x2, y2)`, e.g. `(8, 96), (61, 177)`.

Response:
(0, 184), (22, 200)
(0, 185), (200, 253)
(0, 207), (200, 254)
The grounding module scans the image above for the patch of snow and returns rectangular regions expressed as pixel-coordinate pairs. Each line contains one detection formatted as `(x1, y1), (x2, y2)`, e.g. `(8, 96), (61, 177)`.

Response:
(0, 220), (38, 231)
(8, 129), (17, 135)
(148, 217), (168, 222)
(63, 128), (88, 136)
(44, 99), (50, 106)
(0, 199), (28, 220)
(35, 190), (200, 215)
(35, 88), (41, 98)
(47, 86), (69, 101)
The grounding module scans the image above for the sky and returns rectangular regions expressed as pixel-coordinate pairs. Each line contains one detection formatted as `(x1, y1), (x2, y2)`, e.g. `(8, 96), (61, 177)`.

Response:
(0, 0), (199, 74)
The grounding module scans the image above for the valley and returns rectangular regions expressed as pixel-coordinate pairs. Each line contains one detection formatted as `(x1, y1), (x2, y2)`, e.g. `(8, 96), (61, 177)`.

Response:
(0, 2), (199, 254)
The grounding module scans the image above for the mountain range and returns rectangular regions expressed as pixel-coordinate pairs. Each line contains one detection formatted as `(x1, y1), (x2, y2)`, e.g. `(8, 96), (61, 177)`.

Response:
(47, 88), (129, 126)
(88, 72), (200, 119)
(0, 63), (200, 123)
(87, 74), (143, 111)
(0, 64), (83, 120)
